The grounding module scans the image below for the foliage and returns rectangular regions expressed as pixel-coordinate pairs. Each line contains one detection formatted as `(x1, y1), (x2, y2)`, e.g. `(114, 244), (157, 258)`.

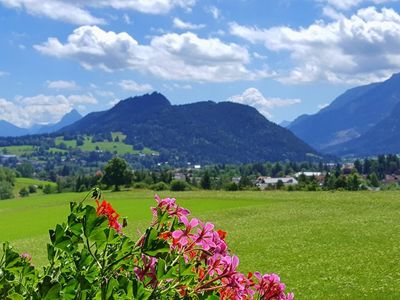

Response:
(0, 181), (14, 200)
(102, 157), (131, 191)
(0, 189), (293, 299)
(170, 180), (189, 191)
(19, 187), (29, 197)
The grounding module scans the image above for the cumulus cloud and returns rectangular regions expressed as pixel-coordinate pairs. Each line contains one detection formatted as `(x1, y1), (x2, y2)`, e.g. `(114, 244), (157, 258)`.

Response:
(0, 0), (104, 25)
(0, 0), (196, 24)
(228, 88), (301, 118)
(118, 80), (153, 92)
(317, 0), (396, 10)
(230, 7), (400, 84)
(173, 17), (205, 30)
(46, 80), (78, 90)
(0, 94), (97, 127)
(35, 26), (269, 82)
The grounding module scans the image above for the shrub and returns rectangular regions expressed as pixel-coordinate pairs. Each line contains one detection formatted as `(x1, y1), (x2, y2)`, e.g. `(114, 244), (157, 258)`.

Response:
(0, 189), (294, 299)
(133, 182), (149, 189)
(224, 182), (239, 191)
(151, 182), (169, 191)
(43, 184), (55, 194)
(28, 185), (37, 193)
(19, 187), (29, 197)
(170, 180), (189, 191)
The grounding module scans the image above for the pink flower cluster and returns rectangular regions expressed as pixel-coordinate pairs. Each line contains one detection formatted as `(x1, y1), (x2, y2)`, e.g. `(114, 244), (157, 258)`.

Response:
(152, 195), (294, 300)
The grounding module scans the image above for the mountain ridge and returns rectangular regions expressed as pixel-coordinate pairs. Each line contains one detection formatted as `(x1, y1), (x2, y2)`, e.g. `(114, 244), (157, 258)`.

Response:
(289, 73), (400, 151)
(59, 92), (321, 164)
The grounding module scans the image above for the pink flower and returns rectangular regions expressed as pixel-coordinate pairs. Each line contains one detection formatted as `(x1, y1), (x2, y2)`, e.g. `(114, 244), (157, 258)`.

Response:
(193, 222), (216, 250)
(220, 272), (254, 300)
(206, 254), (224, 276)
(171, 216), (199, 247)
(134, 254), (157, 287)
(254, 272), (293, 300)
(20, 252), (32, 262)
(152, 195), (190, 219)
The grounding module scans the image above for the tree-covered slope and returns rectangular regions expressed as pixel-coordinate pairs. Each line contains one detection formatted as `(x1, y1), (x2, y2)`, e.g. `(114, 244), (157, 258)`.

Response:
(60, 92), (320, 163)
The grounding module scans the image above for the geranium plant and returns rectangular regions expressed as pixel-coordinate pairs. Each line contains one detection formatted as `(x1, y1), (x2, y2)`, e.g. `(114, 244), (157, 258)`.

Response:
(0, 188), (293, 299)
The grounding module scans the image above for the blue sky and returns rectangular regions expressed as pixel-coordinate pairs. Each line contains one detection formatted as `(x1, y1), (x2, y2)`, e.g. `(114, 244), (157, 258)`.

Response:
(1, 0), (400, 127)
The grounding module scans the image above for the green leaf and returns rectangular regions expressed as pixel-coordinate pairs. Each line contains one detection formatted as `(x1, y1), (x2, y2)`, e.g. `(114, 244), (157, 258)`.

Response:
(7, 293), (24, 300)
(142, 228), (170, 257)
(40, 276), (61, 300)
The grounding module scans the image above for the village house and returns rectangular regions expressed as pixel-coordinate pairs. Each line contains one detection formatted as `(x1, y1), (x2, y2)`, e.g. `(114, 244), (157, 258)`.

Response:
(256, 176), (298, 190)
(383, 174), (400, 185)
(231, 177), (241, 184)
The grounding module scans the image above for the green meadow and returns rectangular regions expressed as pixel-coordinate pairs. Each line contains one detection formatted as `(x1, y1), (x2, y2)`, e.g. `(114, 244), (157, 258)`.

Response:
(0, 190), (399, 299)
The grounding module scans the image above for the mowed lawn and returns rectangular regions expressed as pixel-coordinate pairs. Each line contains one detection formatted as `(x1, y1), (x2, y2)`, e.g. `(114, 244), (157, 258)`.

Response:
(0, 190), (399, 299)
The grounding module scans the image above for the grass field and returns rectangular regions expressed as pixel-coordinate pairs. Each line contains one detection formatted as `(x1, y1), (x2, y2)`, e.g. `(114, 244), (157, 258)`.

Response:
(13, 177), (56, 197)
(0, 190), (399, 299)
(55, 134), (157, 155)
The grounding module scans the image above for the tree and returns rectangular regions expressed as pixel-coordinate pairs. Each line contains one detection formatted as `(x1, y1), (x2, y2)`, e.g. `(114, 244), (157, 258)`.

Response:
(102, 157), (129, 191)
(200, 171), (211, 190)
(16, 163), (34, 178)
(0, 182), (14, 200)
(368, 172), (380, 188)
(170, 180), (188, 191)
(347, 173), (360, 191)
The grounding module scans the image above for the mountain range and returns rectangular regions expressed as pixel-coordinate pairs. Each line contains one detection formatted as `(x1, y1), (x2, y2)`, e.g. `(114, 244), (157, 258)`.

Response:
(289, 73), (400, 157)
(0, 109), (82, 137)
(59, 92), (320, 163)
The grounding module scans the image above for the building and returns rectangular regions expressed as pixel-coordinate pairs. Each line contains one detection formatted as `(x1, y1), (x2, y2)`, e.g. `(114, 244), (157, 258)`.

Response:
(173, 173), (186, 181)
(294, 172), (322, 177)
(256, 176), (298, 190)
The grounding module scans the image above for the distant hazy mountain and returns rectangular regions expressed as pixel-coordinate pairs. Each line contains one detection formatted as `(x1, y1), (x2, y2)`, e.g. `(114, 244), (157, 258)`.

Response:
(0, 120), (29, 137)
(325, 101), (400, 156)
(32, 109), (82, 134)
(289, 73), (400, 151)
(0, 109), (82, 137)
(279, 120), (291, 128)
(59, 92), (321, 163)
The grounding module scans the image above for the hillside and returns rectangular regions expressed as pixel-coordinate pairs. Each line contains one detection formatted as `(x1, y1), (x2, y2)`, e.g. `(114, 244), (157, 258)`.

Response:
(288, 73), (400, 150)
(59, 92), (320, 163)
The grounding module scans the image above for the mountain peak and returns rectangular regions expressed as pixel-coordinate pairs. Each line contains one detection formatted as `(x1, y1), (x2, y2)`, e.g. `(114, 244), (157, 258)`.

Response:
(114, 92), (171, 111)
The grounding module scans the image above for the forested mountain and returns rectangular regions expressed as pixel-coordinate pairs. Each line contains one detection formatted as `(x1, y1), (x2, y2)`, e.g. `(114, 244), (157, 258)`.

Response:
(59, 92), (321, 163)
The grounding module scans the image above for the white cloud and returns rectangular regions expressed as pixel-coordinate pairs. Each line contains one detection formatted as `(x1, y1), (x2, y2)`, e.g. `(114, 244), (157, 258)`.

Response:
(89, 0), (196, 14)
(123, 14), (132, 24)
(0, 70), (9, 77)
(318, 103), (329, 109)
(228, 88), (301, 118)
(118, 80), (153, 92)
(317, 0), (396, 10)
(46, 80), (78, 90)
(206, 6), (220, 19)
(0, 0), (104, 25)
(0, 0), (196, 24)
(0, 94), (97, 127)
(173, 17), (205, 30)
(94, 90), (115, 98)
(230, 7), (400, 85)
(35, 26), (269, 82)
